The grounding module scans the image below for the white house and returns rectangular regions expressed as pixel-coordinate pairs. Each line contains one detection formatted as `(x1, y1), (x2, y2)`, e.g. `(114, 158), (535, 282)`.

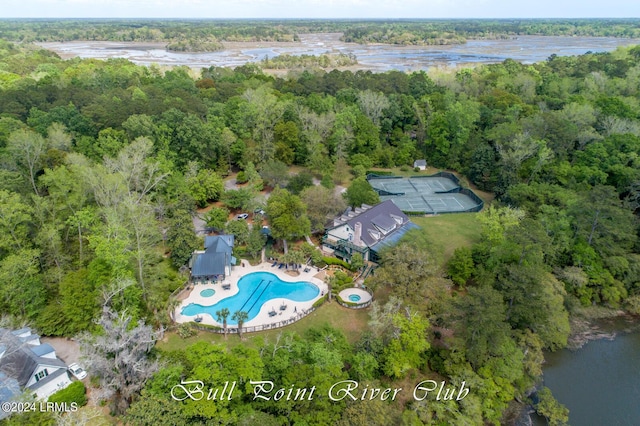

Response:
(0, 328), (72, 404)
(413, 159), (427, 170)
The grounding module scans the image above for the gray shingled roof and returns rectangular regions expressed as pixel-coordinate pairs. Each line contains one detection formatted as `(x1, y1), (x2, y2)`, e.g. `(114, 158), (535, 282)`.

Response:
(0, 371), (21, 420)
(330, 200), (411, 248)
(0, 329), (66, 388)
(30, 343), (55, 358)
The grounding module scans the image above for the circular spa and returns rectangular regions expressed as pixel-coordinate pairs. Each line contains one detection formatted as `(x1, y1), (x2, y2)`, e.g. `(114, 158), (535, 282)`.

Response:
(338, 288), (372, 308)
(200, 289), (215, 297)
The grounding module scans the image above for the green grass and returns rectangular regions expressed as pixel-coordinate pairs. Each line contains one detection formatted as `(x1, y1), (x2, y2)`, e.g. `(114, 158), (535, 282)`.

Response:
(410, 213), (482, 263)
(368, 165), (442, 177)
(157, 300), (370, 352)
(158, 187), (483, 354)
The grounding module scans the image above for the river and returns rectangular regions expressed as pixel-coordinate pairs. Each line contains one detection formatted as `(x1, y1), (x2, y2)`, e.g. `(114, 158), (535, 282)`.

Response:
(541, 319), (640, 425)
(38, 33), (640, 71)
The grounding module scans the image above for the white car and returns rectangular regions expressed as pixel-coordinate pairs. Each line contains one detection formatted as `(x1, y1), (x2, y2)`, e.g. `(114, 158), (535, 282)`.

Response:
(68, 363), (87, 380)
(236, 213), (249, 219)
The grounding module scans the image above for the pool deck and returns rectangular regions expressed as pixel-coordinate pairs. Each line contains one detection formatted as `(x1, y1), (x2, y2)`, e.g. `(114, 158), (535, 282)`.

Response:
(174, 261), (328, 328)
(338, 288), (372, 305)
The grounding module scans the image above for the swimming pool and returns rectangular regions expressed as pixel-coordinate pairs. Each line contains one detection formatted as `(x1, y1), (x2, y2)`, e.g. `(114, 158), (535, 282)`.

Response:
(182, 271), (320, 324)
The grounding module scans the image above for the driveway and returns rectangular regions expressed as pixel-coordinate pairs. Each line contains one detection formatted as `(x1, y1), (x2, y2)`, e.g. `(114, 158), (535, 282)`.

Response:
(41, 337), (81, 364)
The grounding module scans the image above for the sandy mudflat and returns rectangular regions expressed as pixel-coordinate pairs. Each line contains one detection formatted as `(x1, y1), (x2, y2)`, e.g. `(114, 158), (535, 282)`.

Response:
(38, 33), (640, 72)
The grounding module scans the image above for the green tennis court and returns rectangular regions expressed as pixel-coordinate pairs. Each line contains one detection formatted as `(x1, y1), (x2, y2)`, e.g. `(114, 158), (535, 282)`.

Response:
(367, 173), (483, 214)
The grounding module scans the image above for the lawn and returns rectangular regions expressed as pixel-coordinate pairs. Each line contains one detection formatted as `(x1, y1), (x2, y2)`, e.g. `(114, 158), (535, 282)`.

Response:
(410, 213), (482, 262)
(157, 300), (370, 352)
(368, 165), (441, 177)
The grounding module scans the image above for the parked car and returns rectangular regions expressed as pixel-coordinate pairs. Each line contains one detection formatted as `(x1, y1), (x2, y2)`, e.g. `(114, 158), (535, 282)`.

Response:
(254, 208), (266, 215)
(236, 213), (249, 220)
(68, 363), (87, 380)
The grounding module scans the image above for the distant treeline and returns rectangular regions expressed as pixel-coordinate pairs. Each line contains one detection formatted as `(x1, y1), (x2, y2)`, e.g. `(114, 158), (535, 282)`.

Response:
(341, 19), (640, 45)
(0, 19), (300, 51)
(1, 19), (640, 50)
(260, 53), (357, 69)
(1, 36), (640, 426)
(165, 37), (223, 52)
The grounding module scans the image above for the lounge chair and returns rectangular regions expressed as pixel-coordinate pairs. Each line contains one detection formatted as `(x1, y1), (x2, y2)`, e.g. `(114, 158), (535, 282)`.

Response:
(280, 303), (287, 311)
(272, 261), (278, 267)
(268, 310), (277, 317)
(278, 263), (284, 269)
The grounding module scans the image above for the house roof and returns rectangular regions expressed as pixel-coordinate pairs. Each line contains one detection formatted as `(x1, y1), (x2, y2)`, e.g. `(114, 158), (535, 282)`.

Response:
(370, 222), (421, 253)
(192, 235), (235, 277)
(329, 200), (413, 249)
(11, 328), (31, 337)
(414, 159), (427, 167)
(27, 368), (68, 392)
(0, 329), (66, 388)
(0, 371), (20, 404)
(205, 234), (234, 250)
(30, 344), (55, 358)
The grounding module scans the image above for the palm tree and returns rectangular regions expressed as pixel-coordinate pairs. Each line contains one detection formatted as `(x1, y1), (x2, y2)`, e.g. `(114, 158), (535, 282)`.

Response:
(325, 275), (333, 302)
(232, 310), (248, 340)
(216, 308), (230, 339)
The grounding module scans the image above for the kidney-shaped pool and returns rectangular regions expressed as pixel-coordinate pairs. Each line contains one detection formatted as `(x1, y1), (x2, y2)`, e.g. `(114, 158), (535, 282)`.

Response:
(182, 271), (320, 324)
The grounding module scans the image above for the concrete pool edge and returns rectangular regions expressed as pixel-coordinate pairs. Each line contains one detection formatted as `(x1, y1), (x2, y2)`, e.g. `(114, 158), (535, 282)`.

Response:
(173, 261), (328, 332)
(337, 288), (373, 309)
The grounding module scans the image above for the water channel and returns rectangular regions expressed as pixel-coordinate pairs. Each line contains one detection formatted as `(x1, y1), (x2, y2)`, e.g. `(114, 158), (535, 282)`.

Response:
(39, 33), (640, 71)
(541, 319), (640, 425)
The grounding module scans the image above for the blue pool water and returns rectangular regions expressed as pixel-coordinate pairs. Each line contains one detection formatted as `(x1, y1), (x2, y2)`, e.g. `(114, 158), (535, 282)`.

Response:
(182, 272), (319, 324)
(200, 289), (215, 297)
(348, 294), (361, 302)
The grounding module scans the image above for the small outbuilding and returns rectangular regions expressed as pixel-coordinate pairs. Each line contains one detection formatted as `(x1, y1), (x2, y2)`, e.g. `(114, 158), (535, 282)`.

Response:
(413, 159), (427, 170)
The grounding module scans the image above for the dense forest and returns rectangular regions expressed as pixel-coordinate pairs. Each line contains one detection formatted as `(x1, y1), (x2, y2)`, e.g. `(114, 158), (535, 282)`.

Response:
(1, 18), (640, 49)
(0, 31), (639, 425)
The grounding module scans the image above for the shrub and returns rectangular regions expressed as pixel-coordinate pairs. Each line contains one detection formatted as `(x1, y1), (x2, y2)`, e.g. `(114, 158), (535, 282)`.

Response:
(335, 294), (359, 307)
(332, 270), (353, 291)
(322, 256), (351, 270)
(320, 174), (334, 189)
(312, 294), (328, 308)
(447, 246), (474, 286)
(177, 323), (196, 339)
(365, 170), (394, 176)
(190, 322), (222, 332)
(48, 381), (87, 407)
(351, 165), (366, 178)
(236, 171), (248, 184)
